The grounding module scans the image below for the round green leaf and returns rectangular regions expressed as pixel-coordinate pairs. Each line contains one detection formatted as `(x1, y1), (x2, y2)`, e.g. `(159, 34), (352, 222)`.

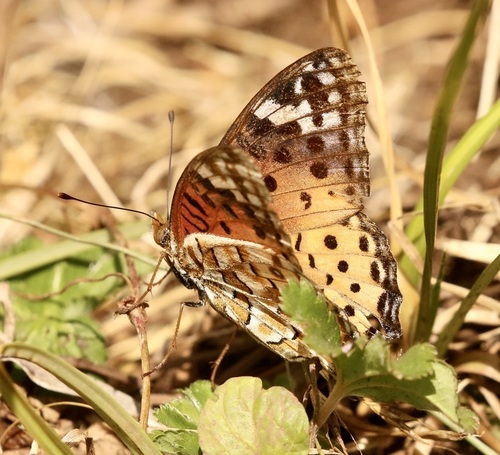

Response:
(199, 377), (308, 455)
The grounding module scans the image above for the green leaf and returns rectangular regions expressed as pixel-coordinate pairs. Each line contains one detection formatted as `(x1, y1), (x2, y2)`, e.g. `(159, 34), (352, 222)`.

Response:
(151, 380), (213, 455)
(281, 280), (343, 357)
(319, 338), (477, 433)
(16, 315), (105, 362)
(454, 407), (480, 435)
(1, 238), (125, 363)
(198, 377), (308, 455)
(280, 283), (477, 435)
(151, 430), (200, 455)
(390, 343), (436, 379)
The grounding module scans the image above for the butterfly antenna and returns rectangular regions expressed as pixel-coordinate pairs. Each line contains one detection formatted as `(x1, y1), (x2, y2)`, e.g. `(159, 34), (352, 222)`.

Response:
(58, 192), (160, 223)
(165, 110), (175, 217)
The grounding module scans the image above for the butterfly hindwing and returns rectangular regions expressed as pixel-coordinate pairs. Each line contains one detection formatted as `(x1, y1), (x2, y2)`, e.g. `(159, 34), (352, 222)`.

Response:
(291, 213), (402, 338)
(220, 48), (402, 338)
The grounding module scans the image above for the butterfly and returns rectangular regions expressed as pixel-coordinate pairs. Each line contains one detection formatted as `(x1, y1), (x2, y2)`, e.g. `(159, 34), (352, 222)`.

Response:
(153, 47), (402, 367)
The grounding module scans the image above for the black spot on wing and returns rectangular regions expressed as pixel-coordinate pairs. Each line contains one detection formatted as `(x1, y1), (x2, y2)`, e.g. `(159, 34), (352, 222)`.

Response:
(253, 225), (266, 239)
(370, 261), (381, 283)
(274, 146), (292, 164)
(294, 233), (302, 251)
(324, 235), (338, 250)
(338, 260), (349, 273)
(278, 120), (301, 136)
(344, 305), (355, 317)
(307, 136), (325, 154)
(300, 192), (312, 210)
(310, 161), (328, 179)
(350, 283), (361, 293)
(264, 175), (277, 192)
(359, 235), (369, 252)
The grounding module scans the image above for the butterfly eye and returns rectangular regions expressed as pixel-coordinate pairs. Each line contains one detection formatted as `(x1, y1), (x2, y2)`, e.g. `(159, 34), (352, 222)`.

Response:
(152, 212), (169, 247)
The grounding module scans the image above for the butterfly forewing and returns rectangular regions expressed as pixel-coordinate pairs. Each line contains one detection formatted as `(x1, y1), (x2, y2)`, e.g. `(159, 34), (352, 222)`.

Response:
(222, 48), (369, 209)
(168, 146), (287, 251)
(220, 47), (402, 338)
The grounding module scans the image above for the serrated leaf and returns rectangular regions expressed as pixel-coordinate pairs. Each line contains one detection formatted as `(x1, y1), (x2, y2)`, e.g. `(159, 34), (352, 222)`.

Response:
(198, 377), (308, 455)
(181, 379), (214, 410)
(152, 380), (213, 455)
(150, 430), (200, 455)
(280, 283), (476, 434)
(281, 280), (342, 356)
(332, 335), (387, 380)
(155, 380), (213, 428)
(336, 337), (436, 381)
(356, 359), (477, 433)
(324, 338), (475, 430)
(390, 343), (436, 379)
(455, 406), (480, 434)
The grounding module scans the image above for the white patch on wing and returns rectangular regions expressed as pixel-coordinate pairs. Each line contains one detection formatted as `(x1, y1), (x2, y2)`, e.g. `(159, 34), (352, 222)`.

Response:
(247, 193), (263, 206)
(268, 99), (311, 125)
(303, 62), (316, 72)
(297, 111), (342, 133)
(318, 71), (336, 86)
(328, 90), (342, 105)
(293, 78), (302, 94)
(254, 98), (281, 119)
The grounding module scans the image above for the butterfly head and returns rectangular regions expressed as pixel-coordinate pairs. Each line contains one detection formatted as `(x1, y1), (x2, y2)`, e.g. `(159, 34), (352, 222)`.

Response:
(151, 210), (197, 289)
(151, 211), (170, 248)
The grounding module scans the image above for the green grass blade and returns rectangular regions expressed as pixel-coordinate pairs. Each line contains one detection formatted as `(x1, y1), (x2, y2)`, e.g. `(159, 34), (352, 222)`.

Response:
(439, 98), (500, 202)
(0, 362), (73, 454)
(1, 343), (162, 455)
(0, 216), (155, 280)
(411, 0), (490, 343)
(403, 99), (500, 254)
(435, 253), (500, 357)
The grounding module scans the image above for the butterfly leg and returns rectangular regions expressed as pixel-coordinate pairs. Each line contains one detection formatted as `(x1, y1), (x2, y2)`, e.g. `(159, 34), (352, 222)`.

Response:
(210, 327), (237, 386)
(183, 301), (204, 307)
(143, 301), (192, 377)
